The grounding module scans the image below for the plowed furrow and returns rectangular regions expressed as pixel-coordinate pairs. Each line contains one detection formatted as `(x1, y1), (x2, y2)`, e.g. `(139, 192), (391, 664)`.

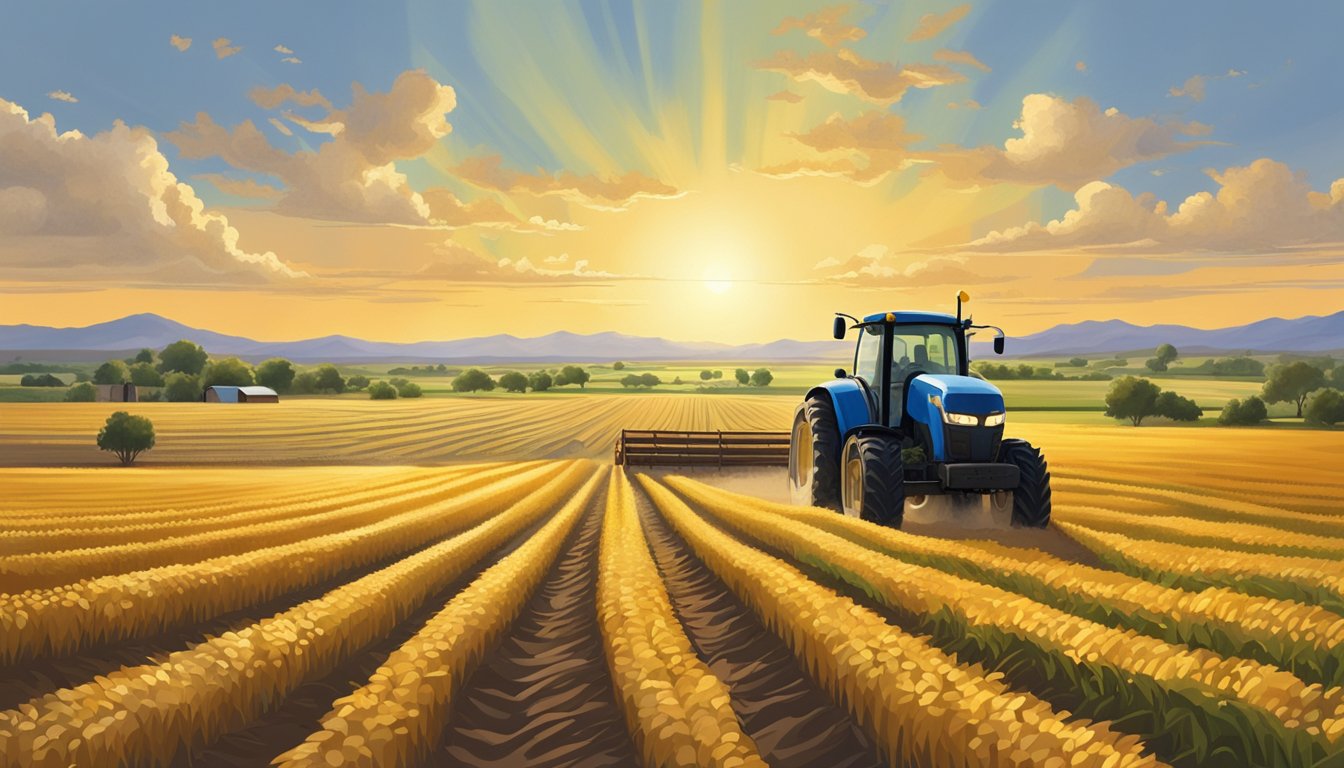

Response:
(434, 497), (638, 767)
(636, 492), (887, 768)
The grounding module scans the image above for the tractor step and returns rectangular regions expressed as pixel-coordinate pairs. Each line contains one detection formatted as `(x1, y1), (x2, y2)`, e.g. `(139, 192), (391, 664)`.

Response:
(616, 430), (790, 468)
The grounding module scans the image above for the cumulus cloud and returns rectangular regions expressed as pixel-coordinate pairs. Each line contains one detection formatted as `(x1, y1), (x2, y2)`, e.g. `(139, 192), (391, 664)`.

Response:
(765, 111), (923, 183)
(454, 154), (678, 210)
(274, 44), (294, 54)
(282, 57), (302, 65)
(967, 159), (1344, 252)
(815, 244), (982, 286)
(249, 84), (331, 110)
(419, 241), (617, 282)
(755, 47), (965, 105)
(929, 93), (1212, 190)
(908, 4), (971, 42)
(47, 91), (77, 103)
(170, 34), (192, 52)
(212, 38), (241, 59)
(767, 90), (804, 103)
(169, 69), (457, 225)
(933, 49), (990, 72)
(196, 174), (284, 200)
(772, 5), (865, 47)
(0, 98), (301, 283)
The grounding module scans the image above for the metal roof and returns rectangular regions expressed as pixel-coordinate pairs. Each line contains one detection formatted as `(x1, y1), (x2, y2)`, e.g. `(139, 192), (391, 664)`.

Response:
(205, 385), (278, 402)
(861, 311), (959, 325)
(238, 386), (278, 396)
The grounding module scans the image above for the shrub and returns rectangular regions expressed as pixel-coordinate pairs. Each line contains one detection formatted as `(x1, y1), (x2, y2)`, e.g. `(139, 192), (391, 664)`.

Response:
(368, 381), (398, 400)
(750, 368), (774, 387)
(64, 382), (97, 402)
(673, 376), (684, 385)
(1219, 396), (1267, 426)
(128, 362), (164, 387)
(163, 373), (202, 402)
(700, 370), (713, 381)
(640, 372), (661, 387)
(20, 373), (63, 387)
(452, 368), (495, 392)
(498, 371), (529, 393)
(134, 348), (155, 365)
(555, 365), (590, 388)
(734, 368), (749, 385)
(291, 372), (319, 395)
(528, 371), (553, 392)
(314, 364), (345, 394)
(396, 381), (422, 398)
(612, 361), (625, 370)
(1305, 388), (1344, 426)
(1069, 357), (1087, 367)
(1075, 372), (1112, 381)
(93, 360), (129, 385)
(1155, 391), (1202, 422)
(96, 411), (155, 465)
(1195, 356), (1265, 377)
(346, 374), (370, 391)
(712, 370), (723, 379)
(1144, 358), (1167, 373)
(202, 357), (254, 388)
(256, 359), (297, 393)
(157, 340), (208, 375)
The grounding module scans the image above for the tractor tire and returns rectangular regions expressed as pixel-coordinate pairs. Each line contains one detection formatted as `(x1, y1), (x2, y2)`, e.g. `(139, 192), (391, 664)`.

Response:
(789, 394), (842, 510)
(840, 433), (904, 526)
(1000, 439), (1051, 527)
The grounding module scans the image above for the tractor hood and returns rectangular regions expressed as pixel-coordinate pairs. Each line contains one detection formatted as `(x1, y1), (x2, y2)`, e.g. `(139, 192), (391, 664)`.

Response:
(908, 374), (1004, 416)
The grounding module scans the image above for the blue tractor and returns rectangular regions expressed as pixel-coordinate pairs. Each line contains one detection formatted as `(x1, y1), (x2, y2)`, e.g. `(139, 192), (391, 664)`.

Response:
(788, 292), (1051, 528)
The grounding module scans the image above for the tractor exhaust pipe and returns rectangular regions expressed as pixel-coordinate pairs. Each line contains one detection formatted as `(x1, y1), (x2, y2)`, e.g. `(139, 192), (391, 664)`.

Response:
(956, 290), (970, 325)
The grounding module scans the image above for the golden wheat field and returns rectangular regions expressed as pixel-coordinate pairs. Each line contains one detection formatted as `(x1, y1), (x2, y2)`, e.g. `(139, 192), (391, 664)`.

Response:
(1, 399), (1343, 767)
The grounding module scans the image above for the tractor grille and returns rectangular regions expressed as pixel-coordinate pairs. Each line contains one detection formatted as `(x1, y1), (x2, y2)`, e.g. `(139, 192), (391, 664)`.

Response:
(944, 423), (1003, 463)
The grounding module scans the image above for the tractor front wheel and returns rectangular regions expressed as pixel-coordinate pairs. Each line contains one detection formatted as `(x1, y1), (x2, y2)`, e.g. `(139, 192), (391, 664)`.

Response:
(789, 394), (841, 510)
(1000, 439), (1051, 527)
(840, 433), (904, 526)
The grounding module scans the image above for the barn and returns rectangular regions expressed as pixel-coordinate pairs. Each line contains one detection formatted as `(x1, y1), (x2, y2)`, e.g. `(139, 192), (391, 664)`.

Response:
(203, 385), (280, 403)
(95, 383), (138, 402)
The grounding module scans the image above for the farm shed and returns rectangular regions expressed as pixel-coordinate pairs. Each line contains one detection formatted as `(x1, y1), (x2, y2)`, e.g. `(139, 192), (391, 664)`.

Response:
(95, 383), (137, 402)
(203, 385), (280, 403)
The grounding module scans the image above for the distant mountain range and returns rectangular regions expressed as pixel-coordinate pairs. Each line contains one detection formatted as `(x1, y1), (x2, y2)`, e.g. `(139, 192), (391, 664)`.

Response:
(0, 311), (1339, 363)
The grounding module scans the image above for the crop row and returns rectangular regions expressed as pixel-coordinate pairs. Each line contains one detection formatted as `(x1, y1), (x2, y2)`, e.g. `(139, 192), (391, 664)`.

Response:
(275, 468), (604, 767)
(0, 462), (539, 590)
(0, 462), (593, 768)
(599, 471), (766, 768)
(666, 477), (1344, 766)
(0, 462), (567, 664)
(637, 476), (1162, 768)
(1054, 504), (1344, 560)
(666, 478), (1344, 689)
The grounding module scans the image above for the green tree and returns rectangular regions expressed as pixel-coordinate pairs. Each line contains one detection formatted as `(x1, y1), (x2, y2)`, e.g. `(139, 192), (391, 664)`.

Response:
(203, 357), (255, 388)
(734, 368), (749, 386)
(750, 368), (774, 387)
(128, 362), (164, 387)
(639, 372), (661, 387)
(711, 370), (723, 379)
(291, 372), (319, 395)
(64, 382), (97, 401)
(163, 373), (202, 402)
(1104, 376), (1162, 426)
(134, 348), (155, 365)
(1144, 358), (1167, 373)
(21, 373), (63, 387)
(368, 380), (398, 399)
(452, 368), (495, 392)
(528, 371), (553, 392)
(346, 374), (370, 391)
(613, 361), (626, 370)
(1331, 367), (1344, 387)
(700, 370), (713, 381)
(96, 411), (155, 465)
(556, 365), (590, 389)
(93, 360), (129, 385)
(1154, 391), (1202, 422)
(314, 364), (346, 394)
(255, 358), (297, 393)
(1262, 361), (1326, 417)
(157, 340), (208, 375)
(1219, 396), (1267, 426)
(1305, 389), (1344, 426)
(1068, 357), (1088, 367)
(620, 374), (642, 388)
(1155, 344), (1179, 365)
(498, 371), (529, 392)
(396, 380), (422, 398)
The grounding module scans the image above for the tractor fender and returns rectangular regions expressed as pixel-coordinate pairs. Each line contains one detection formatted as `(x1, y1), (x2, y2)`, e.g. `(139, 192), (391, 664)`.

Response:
(840, 423), (902, 445)
(805, 379), (875, 440)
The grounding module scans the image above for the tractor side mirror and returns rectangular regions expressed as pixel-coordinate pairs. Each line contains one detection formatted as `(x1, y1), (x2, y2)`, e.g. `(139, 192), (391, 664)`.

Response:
(834, 368), (846, 379)
(832, 316), (846, 340)
(993, 336), (1005, 355)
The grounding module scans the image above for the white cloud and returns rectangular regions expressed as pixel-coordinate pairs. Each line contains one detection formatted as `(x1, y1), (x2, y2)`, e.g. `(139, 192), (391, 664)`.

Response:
(0, 98), (301, 283)
(281, 57), (302, 65)
(274, 44), (294, 54)
(967, 159), (1344, 252)
(169, 70), (457, 225)
(814, 244), (983, 286)
(212, 38), (241, 59)
(765, 111), (923, 183)
(455, 154), (678, 209)
(930, 93), (1212, 190)
(419, 241), (618, 282)
(170, 34), (192, 52)
(249, 84), (331, 110)
(755, 47), (965, 105)
(46, 91), (77, 103)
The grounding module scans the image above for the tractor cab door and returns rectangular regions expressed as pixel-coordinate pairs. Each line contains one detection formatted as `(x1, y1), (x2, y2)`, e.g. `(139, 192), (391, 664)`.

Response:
(888, 325), (961, 428)
(853, 325), (882, 418)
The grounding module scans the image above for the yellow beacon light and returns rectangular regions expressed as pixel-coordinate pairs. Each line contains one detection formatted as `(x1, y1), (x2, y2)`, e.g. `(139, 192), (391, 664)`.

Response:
(959, 291), (970, 303)
(885, 312), (895, 322)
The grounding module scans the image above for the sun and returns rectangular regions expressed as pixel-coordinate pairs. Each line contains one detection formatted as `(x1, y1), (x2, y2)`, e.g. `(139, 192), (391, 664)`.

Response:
(703, 265), (733, 294)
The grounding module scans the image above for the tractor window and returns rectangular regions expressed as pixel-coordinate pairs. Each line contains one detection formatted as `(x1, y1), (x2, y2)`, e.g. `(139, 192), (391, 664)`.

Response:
(889, 324), (962, 426)
(854, 325), (882, 390)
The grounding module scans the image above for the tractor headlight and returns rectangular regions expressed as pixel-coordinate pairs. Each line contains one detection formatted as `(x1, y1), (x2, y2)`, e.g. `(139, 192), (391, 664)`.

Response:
(944, 412), (979, 426)
(984, 412), (1006, 427)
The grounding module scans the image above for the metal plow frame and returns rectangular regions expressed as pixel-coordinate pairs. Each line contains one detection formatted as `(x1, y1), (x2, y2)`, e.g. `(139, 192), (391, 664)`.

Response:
(615, 430), (790, 468)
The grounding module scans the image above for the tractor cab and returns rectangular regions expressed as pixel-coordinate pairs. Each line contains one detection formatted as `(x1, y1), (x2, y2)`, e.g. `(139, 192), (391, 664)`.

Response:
(790, 292), (1051, 529)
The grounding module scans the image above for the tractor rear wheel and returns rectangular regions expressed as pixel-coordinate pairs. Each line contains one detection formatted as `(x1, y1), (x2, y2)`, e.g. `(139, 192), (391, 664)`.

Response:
(789, 394), (841, 510)
(1000, 439), (1051, 527)
(840, 433), (904, 526)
